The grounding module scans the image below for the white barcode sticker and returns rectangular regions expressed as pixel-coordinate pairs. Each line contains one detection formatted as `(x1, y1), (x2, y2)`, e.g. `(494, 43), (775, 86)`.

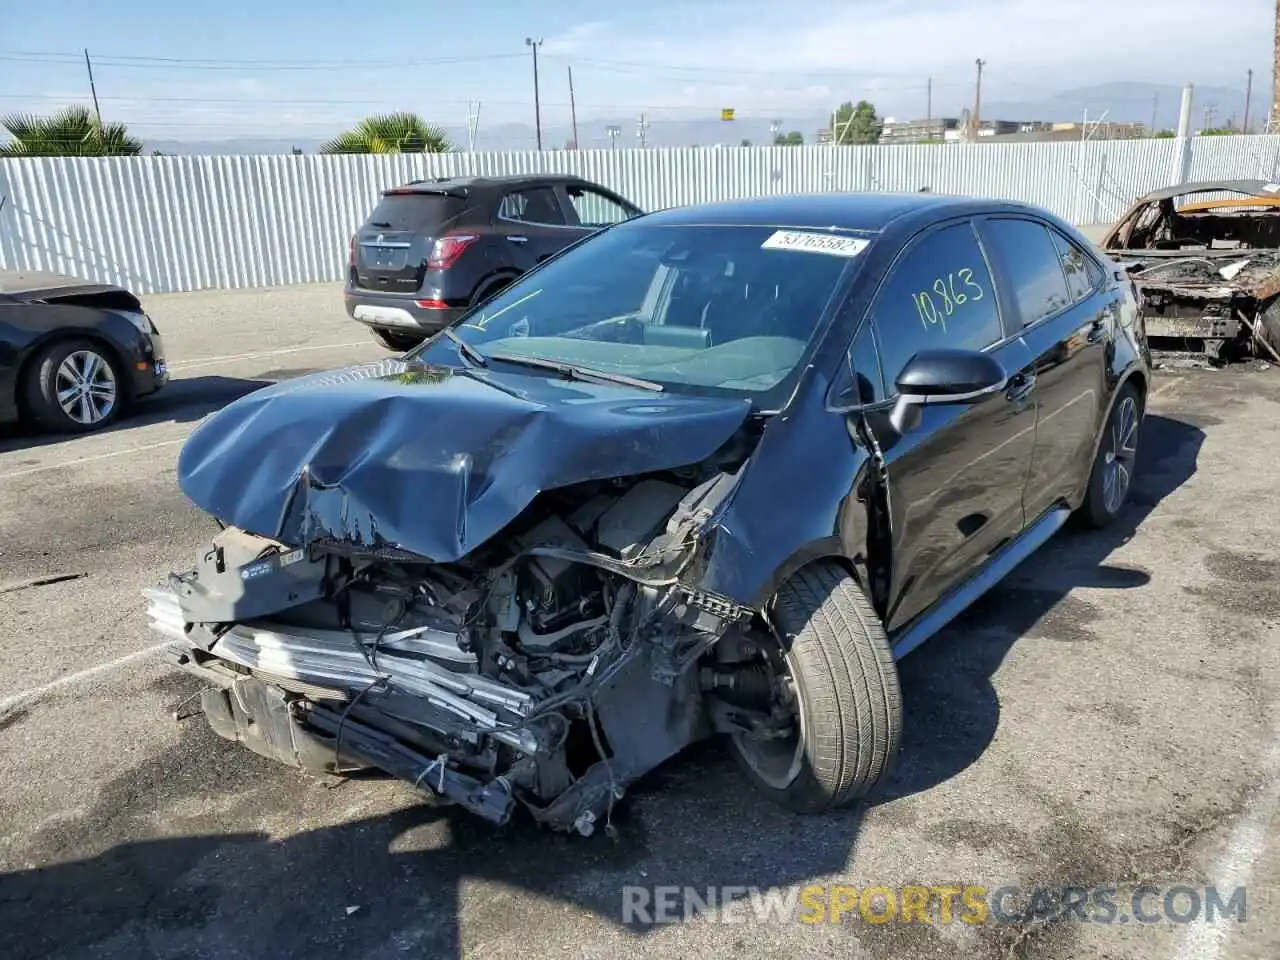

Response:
(761, 230), (870, 257)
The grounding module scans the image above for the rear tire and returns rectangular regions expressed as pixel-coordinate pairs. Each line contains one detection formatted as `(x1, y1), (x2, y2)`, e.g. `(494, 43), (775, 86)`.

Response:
(473, 279), (511, 309)
(21, 338), (125, 434)
(370, 328), (423, 352)
(1078, 381), (1143, 528)
(730, 562), (902, 813)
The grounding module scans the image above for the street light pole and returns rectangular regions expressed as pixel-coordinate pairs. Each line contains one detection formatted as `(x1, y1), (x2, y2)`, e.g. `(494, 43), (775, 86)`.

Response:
(1244, 68), (1254, 133)
(526, 37), (544, 151)
(973, 58), (986, 140)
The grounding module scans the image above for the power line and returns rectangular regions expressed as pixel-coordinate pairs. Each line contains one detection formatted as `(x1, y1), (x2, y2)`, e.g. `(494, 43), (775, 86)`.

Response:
(0, 52), (526, 71)
(0, 46), (962, 79)
(0, 47), (978, 91)
(0, 91), (882, 119)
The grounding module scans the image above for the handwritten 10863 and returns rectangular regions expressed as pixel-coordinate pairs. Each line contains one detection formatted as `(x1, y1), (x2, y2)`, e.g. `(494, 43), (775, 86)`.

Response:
(912, 268), (985, 333)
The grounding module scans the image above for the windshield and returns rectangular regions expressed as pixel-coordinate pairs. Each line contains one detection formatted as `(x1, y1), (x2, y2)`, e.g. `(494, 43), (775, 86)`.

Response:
(414, 222), (865, 404)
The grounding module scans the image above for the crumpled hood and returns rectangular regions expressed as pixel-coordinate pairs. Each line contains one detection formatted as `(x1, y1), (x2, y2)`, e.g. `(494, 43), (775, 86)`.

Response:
(178, 357), (752, 562)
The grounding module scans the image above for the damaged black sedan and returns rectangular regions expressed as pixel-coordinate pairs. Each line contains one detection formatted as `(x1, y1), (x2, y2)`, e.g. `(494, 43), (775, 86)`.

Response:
(146, 193), (1149, 834)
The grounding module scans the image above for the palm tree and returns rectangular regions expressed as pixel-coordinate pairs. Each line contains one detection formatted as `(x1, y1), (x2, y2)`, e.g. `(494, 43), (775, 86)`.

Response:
(320, 112), (453, 154)
(0, 105), (142, 157)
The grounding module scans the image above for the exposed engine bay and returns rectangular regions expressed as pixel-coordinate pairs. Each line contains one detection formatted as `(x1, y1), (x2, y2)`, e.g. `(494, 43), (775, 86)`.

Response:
(146, 461), (786, 835)
(1103, 181), (1280, 362)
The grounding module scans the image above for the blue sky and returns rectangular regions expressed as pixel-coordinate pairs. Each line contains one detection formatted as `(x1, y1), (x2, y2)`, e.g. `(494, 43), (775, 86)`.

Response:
(0, 0), (1275, 144)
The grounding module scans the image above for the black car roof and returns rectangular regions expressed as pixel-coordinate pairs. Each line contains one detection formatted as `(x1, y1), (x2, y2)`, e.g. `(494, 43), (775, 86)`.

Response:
(634, 191), (1042, 235)
(383, 173), (594, 197)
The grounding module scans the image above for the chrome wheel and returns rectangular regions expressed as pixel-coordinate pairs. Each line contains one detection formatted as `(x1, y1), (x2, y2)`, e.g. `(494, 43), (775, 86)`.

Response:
(55, 350), (118, 425)
(1102, 395), (1139, 515)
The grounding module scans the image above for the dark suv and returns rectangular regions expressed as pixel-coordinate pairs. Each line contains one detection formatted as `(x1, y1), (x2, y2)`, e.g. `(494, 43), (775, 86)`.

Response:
(344, 173), (643, 350)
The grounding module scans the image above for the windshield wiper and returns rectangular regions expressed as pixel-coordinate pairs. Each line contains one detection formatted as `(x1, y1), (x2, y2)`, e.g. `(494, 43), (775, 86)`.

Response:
(440, 328), (488, 367)
(486, 352), (663, 392)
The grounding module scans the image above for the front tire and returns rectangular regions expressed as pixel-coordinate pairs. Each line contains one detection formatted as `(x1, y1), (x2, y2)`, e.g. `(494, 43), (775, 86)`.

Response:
(1079, 382), (1143, 528)
(21, 338), (124, 434)
(730, 562), (902, 813)
(370, 327), (423, 352)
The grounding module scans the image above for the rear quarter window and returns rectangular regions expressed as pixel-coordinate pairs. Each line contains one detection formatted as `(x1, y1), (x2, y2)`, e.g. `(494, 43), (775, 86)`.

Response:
(870, 220), (1002, 389)
(1049, 228), (1103, 303)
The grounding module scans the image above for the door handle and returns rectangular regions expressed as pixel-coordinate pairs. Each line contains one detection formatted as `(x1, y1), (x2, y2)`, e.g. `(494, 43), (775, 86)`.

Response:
(507, 235), (529, 244)
(1005, 373), (1037, 403)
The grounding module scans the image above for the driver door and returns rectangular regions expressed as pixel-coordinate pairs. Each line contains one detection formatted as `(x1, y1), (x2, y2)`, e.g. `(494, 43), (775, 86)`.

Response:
(860, 219), (1038, 633)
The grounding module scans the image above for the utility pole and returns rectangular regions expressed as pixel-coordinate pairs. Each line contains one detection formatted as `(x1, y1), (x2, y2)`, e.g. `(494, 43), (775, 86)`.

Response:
(607, 124), (621, 150)
(972, 58), (986, 140)
(83, 48), (103, 128)
(567, 65), (579, 150)
(1170, 83), (1195, 186)
(926, 76), (932, 124)
(637, 112), (649, 149)
(1244, 68), (1254, 133)
(1204, 102), (1217, 130)
(1273, 0), (1280, 129)
(1150, 93), (1159, 136)
(465, 101), (481, 152)
(525, 37), (544, 150)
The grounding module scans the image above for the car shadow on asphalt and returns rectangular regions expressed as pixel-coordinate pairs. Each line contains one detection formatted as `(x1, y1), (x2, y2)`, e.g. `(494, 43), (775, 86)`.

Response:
(0, 414), (1206, 960)
(0, 376), (274, 454)
(883, 413), (1205, 802)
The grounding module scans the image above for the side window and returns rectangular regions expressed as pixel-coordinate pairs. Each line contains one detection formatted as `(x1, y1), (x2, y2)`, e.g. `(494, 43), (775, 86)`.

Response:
(982, 218), (1072, 325)
(870, 221), (1002, 388)
(566, 185), (634, 227)
(1049, 228), (1101, 302)
(848, 320), (883, 404)
(498, 187), (565, 226)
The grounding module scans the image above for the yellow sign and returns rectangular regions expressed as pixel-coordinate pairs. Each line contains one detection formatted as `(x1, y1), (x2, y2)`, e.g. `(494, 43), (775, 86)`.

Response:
(721, 108), (735, 121)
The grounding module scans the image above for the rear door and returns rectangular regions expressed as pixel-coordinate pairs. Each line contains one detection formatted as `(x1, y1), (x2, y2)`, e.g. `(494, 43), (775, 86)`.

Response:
(354, 189), (466, 294)
(863, 218), (1038, 633)
(495, 185), (587, 269)
(977, 216), (1109, 520)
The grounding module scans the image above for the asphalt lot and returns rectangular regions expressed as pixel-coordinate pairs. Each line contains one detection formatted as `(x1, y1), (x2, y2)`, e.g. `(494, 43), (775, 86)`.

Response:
(0, 281), (1278, 960)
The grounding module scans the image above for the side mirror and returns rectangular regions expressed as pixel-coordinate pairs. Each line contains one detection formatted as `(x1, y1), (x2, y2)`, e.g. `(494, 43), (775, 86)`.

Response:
(889, 348), (1007, 434)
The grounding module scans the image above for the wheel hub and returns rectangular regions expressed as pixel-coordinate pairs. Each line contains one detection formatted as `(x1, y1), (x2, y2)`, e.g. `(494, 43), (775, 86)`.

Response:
(55, 350), (117, 424)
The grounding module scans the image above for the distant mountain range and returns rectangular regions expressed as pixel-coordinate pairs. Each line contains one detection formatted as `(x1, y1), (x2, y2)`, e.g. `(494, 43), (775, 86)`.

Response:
(134, 82), (1262, 156)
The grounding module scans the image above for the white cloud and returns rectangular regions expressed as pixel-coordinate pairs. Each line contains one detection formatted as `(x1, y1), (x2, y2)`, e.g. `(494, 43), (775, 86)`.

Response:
(542, 21), (612, 56)
(12, 0), (1273, 140)
(545, 0), (1273, 109)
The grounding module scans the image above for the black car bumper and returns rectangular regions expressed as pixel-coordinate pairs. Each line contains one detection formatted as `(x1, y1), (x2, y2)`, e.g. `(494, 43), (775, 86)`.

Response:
(127, 330), (169, 400)
(343, 290), (465, 334)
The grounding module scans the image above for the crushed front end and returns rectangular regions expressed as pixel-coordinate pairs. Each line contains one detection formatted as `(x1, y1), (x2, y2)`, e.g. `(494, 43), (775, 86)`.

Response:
(145, 471), (765, 835)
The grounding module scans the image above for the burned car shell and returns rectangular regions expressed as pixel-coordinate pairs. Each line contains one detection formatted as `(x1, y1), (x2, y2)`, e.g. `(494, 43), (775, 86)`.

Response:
(148, 193), (1147, 833)
(1101, 179), (1280, 357)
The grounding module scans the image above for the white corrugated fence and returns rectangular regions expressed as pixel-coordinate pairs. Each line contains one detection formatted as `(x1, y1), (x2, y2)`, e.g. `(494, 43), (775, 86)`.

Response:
(1, 135), (1278, 295)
